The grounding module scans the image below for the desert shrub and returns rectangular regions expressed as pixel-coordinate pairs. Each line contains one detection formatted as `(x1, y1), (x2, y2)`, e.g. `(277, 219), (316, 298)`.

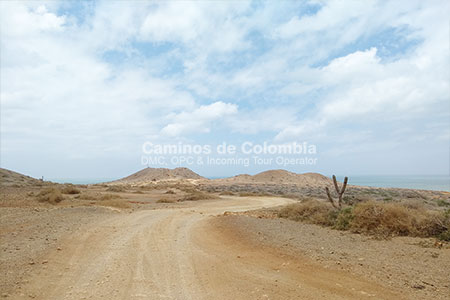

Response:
(239, 192), (273, 197)
(437, 209), (450, 241)
(278, 200), (335, 226)
(277, 200), (449, 239)
(157, 198), (177, 203)
(61, 186), (81, 194)
(334, 207), (354, 230)
(100, 194), (122, 200)
(37, 188), (64, 204)
(436, 199), (450, 207)
(219, 191), (236, 196)
(77, 192), (98, 200)
(182, 191), (218, 201)
(438, 230), (450, 241)
(76, 192), (121, 201)
(106, 186), (126, 192)
(165, 190), (176, 194)
(93, 184), (108, 188)
(351, 201), (417, 236)
(350, 201), (446, 237)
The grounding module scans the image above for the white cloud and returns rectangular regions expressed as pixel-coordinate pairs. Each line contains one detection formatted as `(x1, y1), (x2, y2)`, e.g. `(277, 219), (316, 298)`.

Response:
(161, 101), (237, 136)
(1, 0), (448, 176)
(1, 3), (66, 37)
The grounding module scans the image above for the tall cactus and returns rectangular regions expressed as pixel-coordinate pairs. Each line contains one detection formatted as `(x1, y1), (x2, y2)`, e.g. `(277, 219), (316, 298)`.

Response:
(325, 175), (348, 209)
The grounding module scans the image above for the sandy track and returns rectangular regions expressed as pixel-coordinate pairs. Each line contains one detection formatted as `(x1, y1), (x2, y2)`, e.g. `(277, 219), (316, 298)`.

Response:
(10, 197), (401, 299)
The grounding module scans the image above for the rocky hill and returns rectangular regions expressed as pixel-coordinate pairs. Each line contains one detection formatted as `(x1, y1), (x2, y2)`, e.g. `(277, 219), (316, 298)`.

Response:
(113, 167), (205, 184)
(215, 169), (331, 186)
(0, 168), (42, 187)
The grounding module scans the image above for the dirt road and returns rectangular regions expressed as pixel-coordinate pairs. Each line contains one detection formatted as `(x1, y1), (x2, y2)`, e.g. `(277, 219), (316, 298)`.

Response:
(10, 197), (402, 299)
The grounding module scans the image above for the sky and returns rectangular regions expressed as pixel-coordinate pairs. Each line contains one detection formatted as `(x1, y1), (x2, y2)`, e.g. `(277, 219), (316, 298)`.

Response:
(0, 0), (449, 179)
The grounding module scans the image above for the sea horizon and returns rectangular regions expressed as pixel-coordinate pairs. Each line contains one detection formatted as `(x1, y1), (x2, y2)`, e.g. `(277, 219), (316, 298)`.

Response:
(48, 174), (450, 192)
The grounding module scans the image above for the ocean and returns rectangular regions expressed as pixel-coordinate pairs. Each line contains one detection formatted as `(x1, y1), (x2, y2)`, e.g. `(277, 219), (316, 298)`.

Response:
(49, 175), (450, 192)
(340, 175), (450, 192)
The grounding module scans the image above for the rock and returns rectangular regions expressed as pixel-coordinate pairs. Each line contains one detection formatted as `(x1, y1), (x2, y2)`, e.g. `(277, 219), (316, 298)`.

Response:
(412, 284), (425, 290)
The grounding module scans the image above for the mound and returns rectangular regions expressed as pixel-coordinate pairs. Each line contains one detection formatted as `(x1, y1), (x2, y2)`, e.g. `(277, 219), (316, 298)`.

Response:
(218, 169), (331, 186)
(0, 168), (42, 187)
(113, 167), (205, 184)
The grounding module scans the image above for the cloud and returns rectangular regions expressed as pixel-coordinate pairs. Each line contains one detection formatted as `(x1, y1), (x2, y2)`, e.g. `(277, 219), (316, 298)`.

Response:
(1, 0), (448, 177)
(161, 101), (237, 136)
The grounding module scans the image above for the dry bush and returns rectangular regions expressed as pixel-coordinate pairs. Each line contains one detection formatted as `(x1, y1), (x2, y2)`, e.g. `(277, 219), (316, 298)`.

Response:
(93, 184), (108, 188)
(100, 194), (122, 200)
(37, 188), (64, 204)
(76, 192), (99, 200)
(277, 199), (450, 239)
(61, 186), (81, 194)
(278, 200), (335, 226)
(280, 194), (303, 200)
(165, 190), (176, 194)
(219, 191), (236, 196)
(157, 198), (177, 203)
(349, 201), (447, 238)
(239, 192), (273, 197)
(76, 192), (121, 201)
(182, 191), (218, 201)
(436, 199), (450, 207)
(106, 186), (126, 192)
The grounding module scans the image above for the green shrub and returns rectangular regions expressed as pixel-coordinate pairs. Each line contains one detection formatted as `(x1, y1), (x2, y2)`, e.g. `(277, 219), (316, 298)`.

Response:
(334, 207), (354, 230)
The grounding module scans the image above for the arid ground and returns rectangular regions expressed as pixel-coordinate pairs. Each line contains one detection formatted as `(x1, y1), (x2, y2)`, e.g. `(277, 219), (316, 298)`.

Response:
(1, 168), (449, 299)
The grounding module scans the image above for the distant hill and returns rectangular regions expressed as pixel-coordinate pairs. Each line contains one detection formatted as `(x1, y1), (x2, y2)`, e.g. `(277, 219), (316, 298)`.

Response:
(113, 167), (205, 184)
(0, 168), (42, 187)
(216, 169), (331, 186)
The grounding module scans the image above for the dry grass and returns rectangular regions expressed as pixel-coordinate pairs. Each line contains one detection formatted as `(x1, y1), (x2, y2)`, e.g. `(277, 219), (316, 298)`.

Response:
(182, 191), (218, 201)
(277, 199), (450, 240)
(37, 188), (64, 204)
(156, 198), (177, 203)
(278, 200), (335, 226)
(239, 192), (273, 197)
(219, 191), (236, 196)
(351, 201), (447, 238)
(106, 186), (127, 192)
(76, 192), (121, 201)
(100, 193), (122, 200)
(61, 186), (81, 194)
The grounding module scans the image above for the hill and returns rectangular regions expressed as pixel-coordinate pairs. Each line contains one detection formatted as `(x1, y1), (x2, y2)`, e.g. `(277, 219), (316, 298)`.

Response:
(0, 168), (42, 187)
(216, 169), (331, 186)
(113, 167), (205, 184)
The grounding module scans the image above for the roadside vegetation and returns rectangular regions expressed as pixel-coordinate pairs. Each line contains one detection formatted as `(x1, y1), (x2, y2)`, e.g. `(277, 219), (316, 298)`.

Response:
(278, 199), (450, 241)
(36, 187), (64, 204)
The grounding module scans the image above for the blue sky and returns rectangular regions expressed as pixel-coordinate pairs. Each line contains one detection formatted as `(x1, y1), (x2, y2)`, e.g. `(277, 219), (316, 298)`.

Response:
(0, 0), (449, 179)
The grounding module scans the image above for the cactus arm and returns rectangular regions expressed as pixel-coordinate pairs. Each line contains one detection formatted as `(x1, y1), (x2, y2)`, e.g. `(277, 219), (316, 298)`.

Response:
(325, 187), (337, 208)
(332, 175), (340, 194)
